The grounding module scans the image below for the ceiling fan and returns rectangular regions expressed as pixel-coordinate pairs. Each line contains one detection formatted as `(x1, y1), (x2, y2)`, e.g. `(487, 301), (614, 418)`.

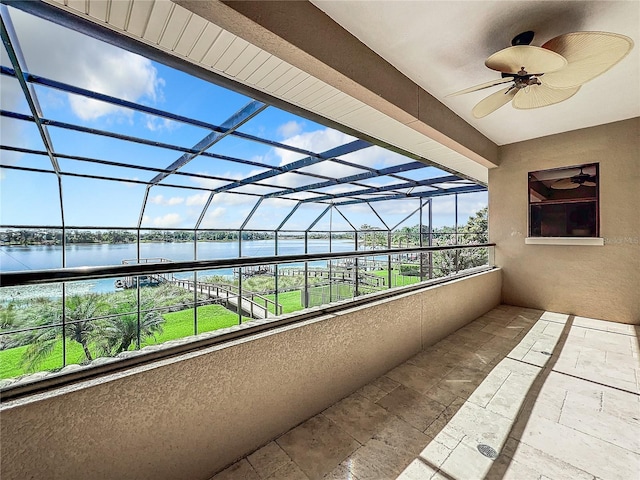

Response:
(550, 167), (597, 190)
(448, 30), (634, 118)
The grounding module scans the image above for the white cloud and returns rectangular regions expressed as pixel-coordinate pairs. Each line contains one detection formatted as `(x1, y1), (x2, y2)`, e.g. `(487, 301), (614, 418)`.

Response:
(191, 169), (255, 190)
(265, 128), (422, 194)
(200, 207), (226, 228)
(211, 192), (257, 207)
(457, 192), (488, 219)
(145, 115), (178, 132)
(148, 194), (184, 206)
(199, 205), (256, 229)
(186, 192), (210, 206)
(191, 177), (229, 190)
(277, 120), (303, 138)
(249, 153), (274, 166)
(166, 196), (184, 206)
(315, 184), (364, 196)
(190, 171), (266, 207)
(342, 146), (411, 169)
(431, 193), (487, 219)
(148, 195), (164, 205)
(259, 128), (359, 190)
(277, 128), (355, 167)
(145, 213), (183, 228)
(149, 195), (164, 205)
(7, 8), (163, 122)
(124, 177), (140, 188)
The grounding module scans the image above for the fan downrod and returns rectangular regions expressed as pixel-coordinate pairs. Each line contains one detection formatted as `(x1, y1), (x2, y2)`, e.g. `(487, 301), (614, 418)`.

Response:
(511, 31), (535, 46)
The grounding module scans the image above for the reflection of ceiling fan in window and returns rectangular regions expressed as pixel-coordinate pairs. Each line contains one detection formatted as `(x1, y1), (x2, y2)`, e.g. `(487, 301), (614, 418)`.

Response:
(447, 30), (634, 118)
(550, 167), (597, 190)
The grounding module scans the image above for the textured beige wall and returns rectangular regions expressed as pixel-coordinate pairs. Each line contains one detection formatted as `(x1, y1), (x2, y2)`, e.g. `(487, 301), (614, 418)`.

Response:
(491, 118), (640, 324)
(1, 269), (500, 480)
(419, 269), (503, 345)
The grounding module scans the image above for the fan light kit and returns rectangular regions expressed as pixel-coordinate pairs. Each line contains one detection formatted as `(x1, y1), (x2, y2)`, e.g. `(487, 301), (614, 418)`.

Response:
(448, 30), (634, 118)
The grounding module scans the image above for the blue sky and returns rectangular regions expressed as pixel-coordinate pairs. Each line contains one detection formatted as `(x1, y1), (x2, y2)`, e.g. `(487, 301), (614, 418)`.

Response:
(0, 6), (486, 232)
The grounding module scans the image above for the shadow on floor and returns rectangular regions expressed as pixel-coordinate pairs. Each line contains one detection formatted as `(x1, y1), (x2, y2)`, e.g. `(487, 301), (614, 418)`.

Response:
(211, 306), (640, 480)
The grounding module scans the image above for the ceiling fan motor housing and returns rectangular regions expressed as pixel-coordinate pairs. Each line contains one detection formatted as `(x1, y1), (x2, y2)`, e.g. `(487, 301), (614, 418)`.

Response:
(512, 31), (535, 46)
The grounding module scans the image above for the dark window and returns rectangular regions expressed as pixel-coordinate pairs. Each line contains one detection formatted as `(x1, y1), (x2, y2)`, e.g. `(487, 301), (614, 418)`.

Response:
(528, 164), (599, 237)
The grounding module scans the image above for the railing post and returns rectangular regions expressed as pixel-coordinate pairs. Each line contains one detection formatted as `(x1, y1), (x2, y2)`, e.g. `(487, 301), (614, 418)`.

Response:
(274, 230), (278, 317)
(428, 198), (433, 279)
(354, 233), (359, 296)
(194, 230), (198, 336)
(419, 198), (425, 282)
(387, 232), (392, 289)
(455, 193), (459, 274)
(304, 231), (309, 309)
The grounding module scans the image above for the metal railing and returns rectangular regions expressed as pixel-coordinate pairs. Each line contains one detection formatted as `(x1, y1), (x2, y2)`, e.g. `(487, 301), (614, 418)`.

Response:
(0, 243), (494, 400)
(0, 244), (492, 286)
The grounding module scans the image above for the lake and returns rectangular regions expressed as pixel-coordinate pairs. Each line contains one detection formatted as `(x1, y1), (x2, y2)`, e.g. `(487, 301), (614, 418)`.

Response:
(0, 239), (358, 297)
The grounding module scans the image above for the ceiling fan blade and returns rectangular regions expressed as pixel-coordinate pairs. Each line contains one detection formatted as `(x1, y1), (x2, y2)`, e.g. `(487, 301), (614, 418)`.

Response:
(485, 46), (567, 74)
(583, 181), (597, 187)
(512, 83), (580, 109)
(472, 87), (517, 118)
(551, 178), (580, 190)
(446, 77), (514, 97)
(541, 32), (634, 88)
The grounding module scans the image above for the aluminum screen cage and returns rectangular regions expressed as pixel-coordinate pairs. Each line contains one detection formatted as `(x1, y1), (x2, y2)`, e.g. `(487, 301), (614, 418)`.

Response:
(0, 2), (486, 250)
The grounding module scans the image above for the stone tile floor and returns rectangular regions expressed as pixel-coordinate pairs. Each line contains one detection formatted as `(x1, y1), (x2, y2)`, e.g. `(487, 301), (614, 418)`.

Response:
(211, 305), (640, 480)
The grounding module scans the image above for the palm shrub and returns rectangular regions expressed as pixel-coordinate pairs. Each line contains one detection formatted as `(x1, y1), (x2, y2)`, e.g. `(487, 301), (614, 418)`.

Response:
(95, 310), (164, 356)
(19, 294), (107, 372)
(94, 287), (167, 356)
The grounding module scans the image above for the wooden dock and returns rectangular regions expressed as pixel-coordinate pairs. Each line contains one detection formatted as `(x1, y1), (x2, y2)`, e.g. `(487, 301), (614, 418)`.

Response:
(170, 278), (282, 319)
(114, 258), (282, 319)
(278, 267), (386, 288)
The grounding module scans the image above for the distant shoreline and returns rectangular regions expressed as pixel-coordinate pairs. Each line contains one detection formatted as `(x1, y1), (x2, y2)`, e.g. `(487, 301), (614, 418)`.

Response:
(1, 235), (370, 246)
(0, 237), (327, 247)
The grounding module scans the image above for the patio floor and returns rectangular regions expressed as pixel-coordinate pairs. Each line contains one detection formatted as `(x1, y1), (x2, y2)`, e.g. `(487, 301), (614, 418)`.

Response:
(211, 305), (640, 480)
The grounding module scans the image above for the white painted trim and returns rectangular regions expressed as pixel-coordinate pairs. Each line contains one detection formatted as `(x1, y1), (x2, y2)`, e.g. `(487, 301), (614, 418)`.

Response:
(525, 237), (605, 246)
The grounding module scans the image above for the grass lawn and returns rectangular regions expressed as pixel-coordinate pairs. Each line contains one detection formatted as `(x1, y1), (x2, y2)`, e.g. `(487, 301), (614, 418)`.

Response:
(264, 290), (303, 314)
(0, 275), (423, 381)
(0, 304), (248, 379)
(143, 304), (249, 346)
(0, 340), (89, 380)
(372, 269), (421, 287)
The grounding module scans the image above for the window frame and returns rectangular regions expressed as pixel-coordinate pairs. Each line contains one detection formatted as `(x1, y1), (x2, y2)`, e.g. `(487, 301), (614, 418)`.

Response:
(527, 163), (600, 238)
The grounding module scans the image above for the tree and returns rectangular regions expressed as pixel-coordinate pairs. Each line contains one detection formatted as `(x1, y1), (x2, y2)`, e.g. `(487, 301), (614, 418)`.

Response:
(20, 294), (107, 372)
(431, 207), (488, 276)
(392, 225), (419, 247)
(359, 225), (387, 250)
(95, 288), (165, 356)
(96, 310), (164, 356)
(460, 206), (488, 244)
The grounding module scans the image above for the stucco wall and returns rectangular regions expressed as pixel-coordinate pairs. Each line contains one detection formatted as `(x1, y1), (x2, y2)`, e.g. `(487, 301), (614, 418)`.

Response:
(1, 269), (500, 480)
(490, 117), (639, 324)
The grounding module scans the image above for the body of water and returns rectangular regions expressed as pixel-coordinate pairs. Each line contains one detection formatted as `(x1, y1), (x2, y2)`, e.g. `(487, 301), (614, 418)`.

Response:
(0, 239), (359, 298)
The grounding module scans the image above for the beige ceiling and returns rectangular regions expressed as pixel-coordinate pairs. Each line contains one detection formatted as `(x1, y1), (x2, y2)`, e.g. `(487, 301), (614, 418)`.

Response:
(312, 0), (640, 146)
